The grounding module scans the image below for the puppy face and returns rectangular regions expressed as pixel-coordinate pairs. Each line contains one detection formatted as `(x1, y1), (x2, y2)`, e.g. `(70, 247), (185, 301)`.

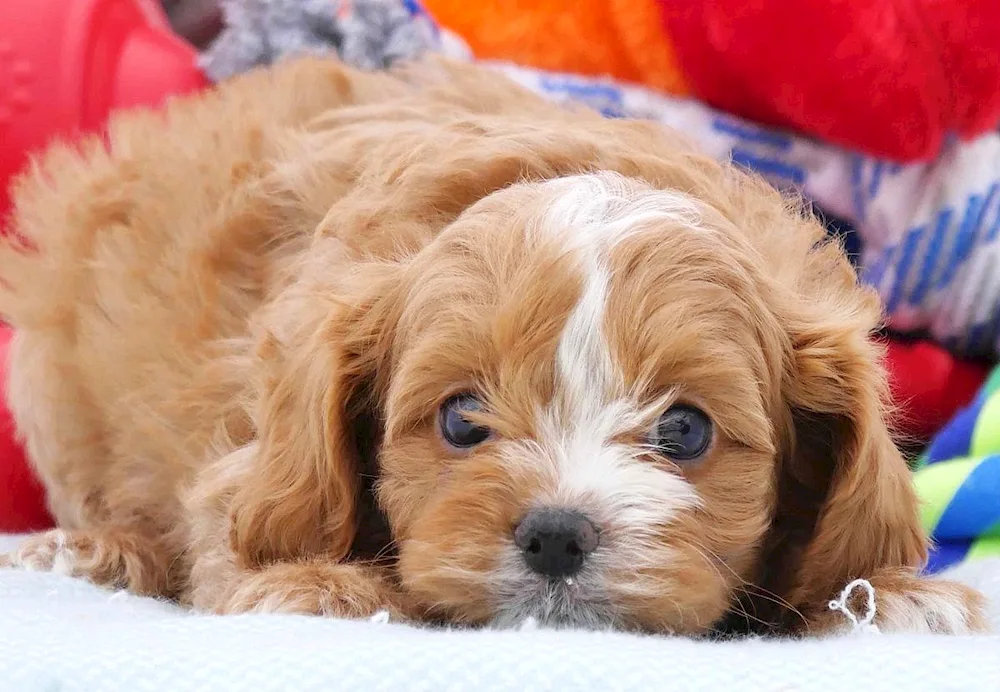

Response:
(377, 172), (785, 632)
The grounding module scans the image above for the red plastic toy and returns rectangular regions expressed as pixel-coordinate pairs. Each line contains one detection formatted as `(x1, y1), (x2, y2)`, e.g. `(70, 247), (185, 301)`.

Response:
(0, 0), (208, 218)
(0, 0), (208, 531)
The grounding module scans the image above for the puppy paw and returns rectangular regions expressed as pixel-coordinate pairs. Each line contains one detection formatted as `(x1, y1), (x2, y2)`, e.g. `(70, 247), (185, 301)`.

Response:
(1, 528), (172, 596)
(218, 561), (403, 620)
(825, 570), (990, 635)
(874, 578), (989, 634)
(4, 529), (84, 574)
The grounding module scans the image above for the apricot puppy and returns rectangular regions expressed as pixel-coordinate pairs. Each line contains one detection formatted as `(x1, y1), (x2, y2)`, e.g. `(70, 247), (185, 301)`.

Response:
(0, 57), (987, 635)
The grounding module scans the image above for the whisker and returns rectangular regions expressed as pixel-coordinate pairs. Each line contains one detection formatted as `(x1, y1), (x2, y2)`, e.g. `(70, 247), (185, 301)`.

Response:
(677, 540), (770, 628)
(367, 538), (401, 565)
(679, 537), (806, 629)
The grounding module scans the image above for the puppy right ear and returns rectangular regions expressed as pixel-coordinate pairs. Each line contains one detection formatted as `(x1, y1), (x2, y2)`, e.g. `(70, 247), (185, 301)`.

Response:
(228, 243), (402, 568)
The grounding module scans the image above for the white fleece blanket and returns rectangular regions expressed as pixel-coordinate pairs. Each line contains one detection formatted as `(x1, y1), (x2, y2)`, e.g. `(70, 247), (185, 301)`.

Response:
(1, 534), (998, 692)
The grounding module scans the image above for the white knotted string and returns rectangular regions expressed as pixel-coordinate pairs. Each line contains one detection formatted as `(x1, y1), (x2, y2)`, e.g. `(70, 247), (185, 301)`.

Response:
(828, 578), (880, 634)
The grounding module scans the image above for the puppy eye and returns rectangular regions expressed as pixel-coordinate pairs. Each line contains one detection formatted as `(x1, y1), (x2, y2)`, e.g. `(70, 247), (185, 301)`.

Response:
(440, 394), (491, 448)
(651, 404), (713, 461)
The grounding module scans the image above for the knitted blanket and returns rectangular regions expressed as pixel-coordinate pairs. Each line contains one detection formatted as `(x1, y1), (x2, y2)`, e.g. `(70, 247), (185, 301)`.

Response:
(0, 533), (998, 692)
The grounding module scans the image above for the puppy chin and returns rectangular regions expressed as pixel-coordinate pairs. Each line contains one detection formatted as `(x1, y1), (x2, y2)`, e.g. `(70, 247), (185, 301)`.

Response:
(488, 545), (617, 630)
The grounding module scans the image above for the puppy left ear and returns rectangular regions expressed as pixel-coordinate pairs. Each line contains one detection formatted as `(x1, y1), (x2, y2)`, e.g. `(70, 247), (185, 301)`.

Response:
(228, 242), (402, 569)
(756, 241), (927, 630)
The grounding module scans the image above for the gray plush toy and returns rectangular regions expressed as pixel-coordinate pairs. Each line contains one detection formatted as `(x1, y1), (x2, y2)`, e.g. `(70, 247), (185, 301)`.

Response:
(200, 0), (444, 82)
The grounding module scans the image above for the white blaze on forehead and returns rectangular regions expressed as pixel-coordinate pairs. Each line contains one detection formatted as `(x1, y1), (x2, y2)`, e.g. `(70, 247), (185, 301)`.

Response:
(555, 256), (617, 427)
(537, 172), (703, 251)
(529, 172), (703, 529)
(538, 172), (703, 418)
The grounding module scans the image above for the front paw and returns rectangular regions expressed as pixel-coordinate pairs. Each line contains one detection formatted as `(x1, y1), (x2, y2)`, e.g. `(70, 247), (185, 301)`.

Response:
(218, 561), (403, 620)
(1, 528), (173, 595)
(829, 571), (990, 634)
(2, 529), (75, 573)
(877, 579), (989, 634)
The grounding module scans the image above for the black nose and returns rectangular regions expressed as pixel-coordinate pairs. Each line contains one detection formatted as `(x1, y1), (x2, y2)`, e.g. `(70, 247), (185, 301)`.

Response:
(513, 508), (599, 578)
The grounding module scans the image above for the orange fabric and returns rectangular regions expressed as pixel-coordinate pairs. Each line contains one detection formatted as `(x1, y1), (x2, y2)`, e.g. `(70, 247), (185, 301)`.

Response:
(607, 0), (688, 95)
(422, 0), (689, 95)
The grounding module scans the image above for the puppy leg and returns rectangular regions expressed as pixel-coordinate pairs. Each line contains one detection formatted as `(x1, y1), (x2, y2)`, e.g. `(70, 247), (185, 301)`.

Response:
(0, 528), (176, 597)
(215, 561), (402, 619)
(808, 568), (990, 635)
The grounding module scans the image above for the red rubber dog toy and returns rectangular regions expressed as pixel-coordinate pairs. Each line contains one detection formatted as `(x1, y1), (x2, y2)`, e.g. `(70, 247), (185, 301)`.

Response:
(0, 0), (207, 531)
(0, 0), (208, 217)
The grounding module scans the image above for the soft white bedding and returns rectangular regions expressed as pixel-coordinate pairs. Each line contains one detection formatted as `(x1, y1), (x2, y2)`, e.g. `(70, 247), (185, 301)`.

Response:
(1, 534), (998, 692)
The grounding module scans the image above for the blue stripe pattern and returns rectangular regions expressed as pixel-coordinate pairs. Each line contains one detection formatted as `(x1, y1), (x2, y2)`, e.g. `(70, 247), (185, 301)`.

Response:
(867, 161), (885, 201)
(988, 197), (1000, 242)
(537, 77), (626, 118)
(934, 455), (1000, 540)
(909, 209), (952, 304)
(886, 226), (923, 313)
(925, 540), (972, 574)
(850, 156), (866, 222)
(936, 191), (990, 290)
(861, 248), (890, 289)
(711, 118), (792, 150)
(730, 149), (805, 186)
(865, 186), (1000, 355)
(923, 397), (985, 465)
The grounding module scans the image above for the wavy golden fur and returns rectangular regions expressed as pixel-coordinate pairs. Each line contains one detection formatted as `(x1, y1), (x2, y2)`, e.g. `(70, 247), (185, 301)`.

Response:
(0, 57), (987, 635)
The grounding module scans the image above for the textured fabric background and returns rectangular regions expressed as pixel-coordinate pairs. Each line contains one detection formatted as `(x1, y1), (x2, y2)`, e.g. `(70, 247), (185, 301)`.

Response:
(1, 535), (998, 692)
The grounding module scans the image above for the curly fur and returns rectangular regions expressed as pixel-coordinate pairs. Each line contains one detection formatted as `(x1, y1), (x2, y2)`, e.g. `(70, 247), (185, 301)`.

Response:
(0, 57), (987, 635)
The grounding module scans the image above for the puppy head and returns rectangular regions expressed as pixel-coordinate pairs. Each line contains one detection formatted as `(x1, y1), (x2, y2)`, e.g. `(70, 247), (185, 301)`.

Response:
(230, 169), (925, 633)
